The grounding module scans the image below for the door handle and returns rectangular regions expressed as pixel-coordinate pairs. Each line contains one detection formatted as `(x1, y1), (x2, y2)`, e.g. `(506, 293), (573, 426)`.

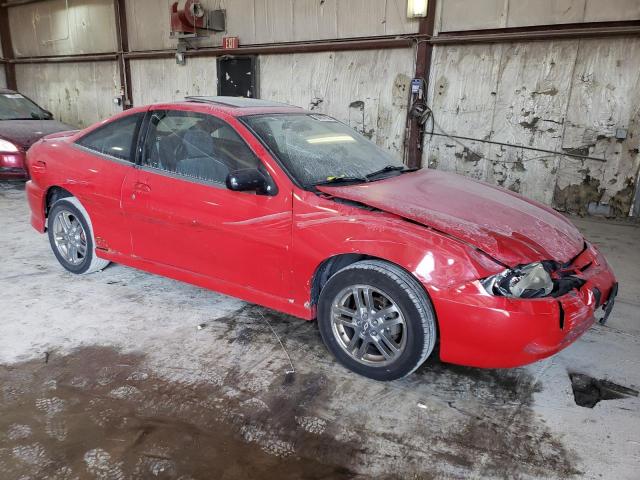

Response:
(134, 182), (151, 193)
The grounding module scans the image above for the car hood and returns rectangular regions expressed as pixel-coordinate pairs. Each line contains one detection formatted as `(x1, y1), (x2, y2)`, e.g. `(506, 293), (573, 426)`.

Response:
(317, 169), (584, 267)
(0, 119), (75, 150)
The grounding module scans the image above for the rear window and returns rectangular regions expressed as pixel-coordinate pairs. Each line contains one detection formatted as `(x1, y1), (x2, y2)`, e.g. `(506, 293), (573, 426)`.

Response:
(76, 113), (144, 162)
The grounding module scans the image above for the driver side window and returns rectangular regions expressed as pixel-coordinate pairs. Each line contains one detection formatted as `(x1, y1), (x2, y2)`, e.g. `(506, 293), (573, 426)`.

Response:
(141, 110), (261, 186)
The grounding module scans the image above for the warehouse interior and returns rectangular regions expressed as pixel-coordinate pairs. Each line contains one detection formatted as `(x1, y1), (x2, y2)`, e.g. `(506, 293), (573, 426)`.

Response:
(0, 0), (639, 479)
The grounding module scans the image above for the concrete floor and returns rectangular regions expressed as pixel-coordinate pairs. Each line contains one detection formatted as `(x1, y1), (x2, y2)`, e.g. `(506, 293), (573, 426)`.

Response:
(1, 180), (639, 480)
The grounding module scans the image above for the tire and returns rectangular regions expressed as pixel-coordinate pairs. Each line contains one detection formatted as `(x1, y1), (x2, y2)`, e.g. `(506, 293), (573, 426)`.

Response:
(47, 197), (110, 275)
(317, 260), (436, 381)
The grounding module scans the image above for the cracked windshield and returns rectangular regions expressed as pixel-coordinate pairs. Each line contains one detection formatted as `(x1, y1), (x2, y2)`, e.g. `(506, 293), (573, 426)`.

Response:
(243, 113), (408, 187)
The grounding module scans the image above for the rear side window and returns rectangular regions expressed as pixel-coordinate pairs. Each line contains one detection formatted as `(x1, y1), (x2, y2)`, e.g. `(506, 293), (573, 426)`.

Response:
(76, 113), (144, 162)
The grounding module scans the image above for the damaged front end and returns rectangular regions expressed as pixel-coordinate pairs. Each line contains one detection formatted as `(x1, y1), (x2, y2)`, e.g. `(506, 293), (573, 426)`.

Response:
(481, 259), (586, 299)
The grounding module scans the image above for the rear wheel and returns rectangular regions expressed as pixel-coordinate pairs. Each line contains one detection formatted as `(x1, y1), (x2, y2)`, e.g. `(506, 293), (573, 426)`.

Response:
(317, 260), (436, 381)
(47, 198), (110, 274)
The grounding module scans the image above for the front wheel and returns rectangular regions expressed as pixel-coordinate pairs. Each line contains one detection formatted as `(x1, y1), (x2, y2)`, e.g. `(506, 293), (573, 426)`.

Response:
(317, 260), (437, 381)
(47, 198), (110, 275)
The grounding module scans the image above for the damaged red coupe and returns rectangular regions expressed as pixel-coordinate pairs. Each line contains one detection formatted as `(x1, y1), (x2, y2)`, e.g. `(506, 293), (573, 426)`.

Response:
(25, 97), (617, 380)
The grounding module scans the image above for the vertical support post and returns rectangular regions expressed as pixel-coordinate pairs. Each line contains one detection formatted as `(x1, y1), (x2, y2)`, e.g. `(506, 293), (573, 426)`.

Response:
(114, 0), (132, 109)
(406, 0), (437, 169)
(0, 6), (17, 90)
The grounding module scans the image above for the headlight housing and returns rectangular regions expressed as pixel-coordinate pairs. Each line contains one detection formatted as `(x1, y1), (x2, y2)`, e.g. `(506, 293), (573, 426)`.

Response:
(481, 262), (554, 299)
(0, 139), (19, 152)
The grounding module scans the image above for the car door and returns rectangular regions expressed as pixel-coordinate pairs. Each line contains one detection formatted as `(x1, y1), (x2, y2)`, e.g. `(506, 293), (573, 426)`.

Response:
(70, 111), (145, 256)
(121, 107), (293, 299)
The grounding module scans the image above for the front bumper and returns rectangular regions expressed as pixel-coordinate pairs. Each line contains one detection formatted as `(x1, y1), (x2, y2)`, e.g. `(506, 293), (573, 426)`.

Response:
(430, 243), (617, 368)
(0, 152), (28, 179)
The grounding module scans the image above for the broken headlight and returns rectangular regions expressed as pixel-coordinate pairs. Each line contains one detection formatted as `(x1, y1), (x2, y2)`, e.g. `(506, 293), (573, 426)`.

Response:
(481, 262), (554, 299)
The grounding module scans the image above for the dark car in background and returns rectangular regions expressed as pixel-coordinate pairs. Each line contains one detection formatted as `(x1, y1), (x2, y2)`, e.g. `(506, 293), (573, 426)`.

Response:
(0, 89), (73, 179)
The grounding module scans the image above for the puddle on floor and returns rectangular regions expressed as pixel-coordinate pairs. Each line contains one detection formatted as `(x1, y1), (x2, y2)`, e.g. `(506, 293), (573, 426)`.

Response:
(0, 347), (358, 480)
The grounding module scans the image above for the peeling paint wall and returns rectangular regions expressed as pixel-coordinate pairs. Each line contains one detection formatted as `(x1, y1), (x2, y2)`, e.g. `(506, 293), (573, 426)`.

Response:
(260, 49), (413, 155)
(424, 37), (640, 216)
(130, 57), (218, 106)
(14, 62), (121, 127)
(126, 0), (419, 51)
(131, 49), (414, 159)
(9, 0), (117, 57)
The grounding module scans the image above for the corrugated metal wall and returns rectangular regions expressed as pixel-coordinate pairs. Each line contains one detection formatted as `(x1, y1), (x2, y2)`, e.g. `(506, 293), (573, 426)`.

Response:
(425, 0), (640, 216)
(438, 0), (640, 31)
(4, 0), (640, 215)
(8, 0), (416, 159)
(125, 0), (418, 50)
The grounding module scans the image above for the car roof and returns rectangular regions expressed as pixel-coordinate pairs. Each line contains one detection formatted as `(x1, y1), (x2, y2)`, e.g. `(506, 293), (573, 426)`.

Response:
(182, 96), (306, 116)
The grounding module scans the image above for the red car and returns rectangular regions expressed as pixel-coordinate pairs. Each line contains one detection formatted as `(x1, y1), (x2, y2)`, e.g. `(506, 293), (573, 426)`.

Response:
(0, 88), (73, 179)
(25, 97), (617, 380)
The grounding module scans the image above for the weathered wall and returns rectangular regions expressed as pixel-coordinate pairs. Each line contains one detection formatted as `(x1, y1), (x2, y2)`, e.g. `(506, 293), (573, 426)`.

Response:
(126, 0), (419, 51)
(424, 37), (640, 216)
(9, 0), (117, 57)
(130, 57), (218, 105)
(131, 49), (414, 157)
(260, 49), (413, 154)
(15, 62), (120, 127)
(438, 0), (640, 32)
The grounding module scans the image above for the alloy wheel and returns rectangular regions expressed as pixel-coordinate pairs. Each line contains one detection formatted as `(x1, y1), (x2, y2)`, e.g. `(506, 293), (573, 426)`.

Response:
(52, 210), (88, 266)
(330, 284), (407, 367)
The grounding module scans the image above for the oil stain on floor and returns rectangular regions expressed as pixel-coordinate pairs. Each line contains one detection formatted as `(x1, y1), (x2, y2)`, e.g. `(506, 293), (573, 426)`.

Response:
(0, 305), (580, 479)
(0, 346), (356, 480)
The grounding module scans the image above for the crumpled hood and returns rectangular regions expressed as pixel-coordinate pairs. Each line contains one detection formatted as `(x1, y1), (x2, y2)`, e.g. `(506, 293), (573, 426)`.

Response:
(318, 169), (584, 267)
(0, 119), (75, 150)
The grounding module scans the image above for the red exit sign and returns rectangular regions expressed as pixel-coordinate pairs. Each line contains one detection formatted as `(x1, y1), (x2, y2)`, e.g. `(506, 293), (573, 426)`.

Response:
(222, 37), (239, 49)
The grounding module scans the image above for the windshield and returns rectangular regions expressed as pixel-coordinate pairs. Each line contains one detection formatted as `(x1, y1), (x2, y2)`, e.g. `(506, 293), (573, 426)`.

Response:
(0, 92), (48, 120)
(242, 113), (406, 187)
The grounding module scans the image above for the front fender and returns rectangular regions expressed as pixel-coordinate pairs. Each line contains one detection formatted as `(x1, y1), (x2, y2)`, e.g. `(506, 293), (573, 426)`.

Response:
(291, 190), (504, 315)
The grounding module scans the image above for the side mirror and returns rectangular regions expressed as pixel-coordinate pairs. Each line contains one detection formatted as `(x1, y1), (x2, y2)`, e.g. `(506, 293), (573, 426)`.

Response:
(33, 110), (53, 120)
(226, 168), (277, 195)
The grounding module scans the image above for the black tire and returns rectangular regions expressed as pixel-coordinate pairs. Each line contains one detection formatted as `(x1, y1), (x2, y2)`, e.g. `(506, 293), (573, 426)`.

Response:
(317, 260), (437, 381)
(47, 198), (110, 275)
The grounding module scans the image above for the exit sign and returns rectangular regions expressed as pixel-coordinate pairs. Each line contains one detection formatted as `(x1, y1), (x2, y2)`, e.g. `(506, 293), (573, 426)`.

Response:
(222, 37), (239, 49)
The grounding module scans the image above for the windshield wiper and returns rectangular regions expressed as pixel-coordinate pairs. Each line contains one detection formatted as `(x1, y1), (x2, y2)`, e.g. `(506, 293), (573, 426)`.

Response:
(312, 175), (368, 187)
(365, 165), (416, 180)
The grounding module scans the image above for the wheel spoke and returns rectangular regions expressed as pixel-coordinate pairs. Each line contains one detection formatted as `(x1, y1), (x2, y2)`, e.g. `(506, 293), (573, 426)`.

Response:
(68, 244), (78, 262)
(77, 242), (87, 257)
(335, 317), (358, 329)
(346, 329), (361, 350)
(371, 336), (392, 359)
(380, 317), (403, 329)
(372, 305), (398, 321)
(334, 305), (357, 319)
(363, 287), (375, 313)
(352, 287), (364, 311)
(60, 213), (73, 232)
(355, 338), (369, 359)
(379, 330), (400, 354)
